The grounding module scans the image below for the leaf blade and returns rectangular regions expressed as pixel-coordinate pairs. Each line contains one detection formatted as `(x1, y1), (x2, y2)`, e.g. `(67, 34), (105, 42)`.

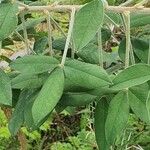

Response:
(105, 91), (129, 145)
(73, 0), (104, 50)
(32, 68), (64, 125)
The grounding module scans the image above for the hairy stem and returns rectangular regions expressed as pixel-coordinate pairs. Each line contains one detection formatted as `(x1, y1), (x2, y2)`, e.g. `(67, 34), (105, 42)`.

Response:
(60, 8), (76, 67)
(97, 28), (103, 68)
(45, 10), (53, 56)
(20, 12), (30, 55)
(123, 11), (131, 68)
(19, 5), (150, 14)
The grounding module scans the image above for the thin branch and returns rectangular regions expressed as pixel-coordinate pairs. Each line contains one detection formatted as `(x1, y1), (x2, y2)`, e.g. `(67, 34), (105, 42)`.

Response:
(134, 0), (148, 7)
(123, 11), (131, 68)
(44, 10), (53, 56)
(60, 8), (76, 67)
(50, 17), (67, 38)
(19, 5), (150, 14)
(20, 13), (30, 55)
(104, 14), (119, 28)
(97, 28), (103, 68)
(129, 42), (135, 65)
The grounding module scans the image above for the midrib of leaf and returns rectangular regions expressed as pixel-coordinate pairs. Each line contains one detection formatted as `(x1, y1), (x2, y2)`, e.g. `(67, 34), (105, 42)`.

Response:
(66, 66), (111, 83)
(130, 90), (147, 106)
(113, 75), (150, 89)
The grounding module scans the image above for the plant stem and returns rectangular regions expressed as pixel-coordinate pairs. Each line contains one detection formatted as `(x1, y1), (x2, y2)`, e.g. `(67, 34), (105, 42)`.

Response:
(45, 10), (53, 56)
(50, 16), (67, 38)
(129, 42), (135, 65)
(104, 14), (119, 28)
(134, 0), (148, 7)
(18, 131), (28, 150)
(123, 11), (131, 68)
(60, 8), (76, 67)
(20, 12), (30, 55)
(71, 38), (75, 59)
(97, 28), (103, 68)
(19, 5), (150, 14)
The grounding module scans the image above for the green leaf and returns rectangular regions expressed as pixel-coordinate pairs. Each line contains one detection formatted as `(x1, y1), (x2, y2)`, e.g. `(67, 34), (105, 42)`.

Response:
(118, 38), (149, 63)
(59, 92), (96, 107)
(11, 73), (49, 89)
(130, 13), (150, 28)
(10, 55), (59, 75)
(24, 91), (39, 130)
(128, 83), (150, 124)
(8, 90), (30, 135)
(32, 68), (64, 125)
(77, 43), (117, 66)
(105, 91), (129, 145)
(111, 64), (150, 90)
(132, 38), (149, 63)
(104, 12), (121, 25)
(94, 98), (110, 150)
(16, 17), (46, 32)
(64, 59), (112, 90)
(77, 44), (99, 64)
(0, 3), (18, 40)
(33, 36), (48, 54)
(73, 0), (104, 50)
(0, 69), (12, 106)
(52, 37), (66, 51)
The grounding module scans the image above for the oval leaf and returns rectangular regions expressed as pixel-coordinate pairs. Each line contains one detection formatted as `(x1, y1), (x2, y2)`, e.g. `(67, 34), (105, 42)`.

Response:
(130, 13), (150, 28)
(94, 98), (110, 150)
(8, 90), (32, 135)
(0, 69), (12, 106)
(32, 68), (64, 125)
(0, 3), (18, 40)
(73, 0), (104, 50)
(59, 92), (96, 107)
(10, 55), (59, 75)
(64, 59), (112, 90)
(128, 83), (150, 124)
(105, 91), (129, 145)
(111, 64), (150, 90)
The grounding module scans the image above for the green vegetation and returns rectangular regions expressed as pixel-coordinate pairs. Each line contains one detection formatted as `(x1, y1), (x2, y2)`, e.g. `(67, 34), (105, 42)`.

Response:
(0, 0), (150, 149)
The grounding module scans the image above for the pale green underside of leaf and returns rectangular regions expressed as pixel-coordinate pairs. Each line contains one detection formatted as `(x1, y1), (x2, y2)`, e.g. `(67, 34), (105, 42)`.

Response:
(128, 83), (150, 124)
(118, 38), (149, 63)
(105, 91), (129, 145)
(59, 92), (96, 107)
(130, 13), (150, 28)
(9, 90), (29, 135)
(94, 98), (110, 150)
(0, 3), (18, 41)
(32, 68), (64, 125)
(73, 0), (104, 50)
(0, 69), (12, 106)
(10, 55), (59, 75)
(16, 17), (46, 32)
(11, 73), (48, 89)
(64, 60), (112, 89)
(111, 64), (150, 90)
